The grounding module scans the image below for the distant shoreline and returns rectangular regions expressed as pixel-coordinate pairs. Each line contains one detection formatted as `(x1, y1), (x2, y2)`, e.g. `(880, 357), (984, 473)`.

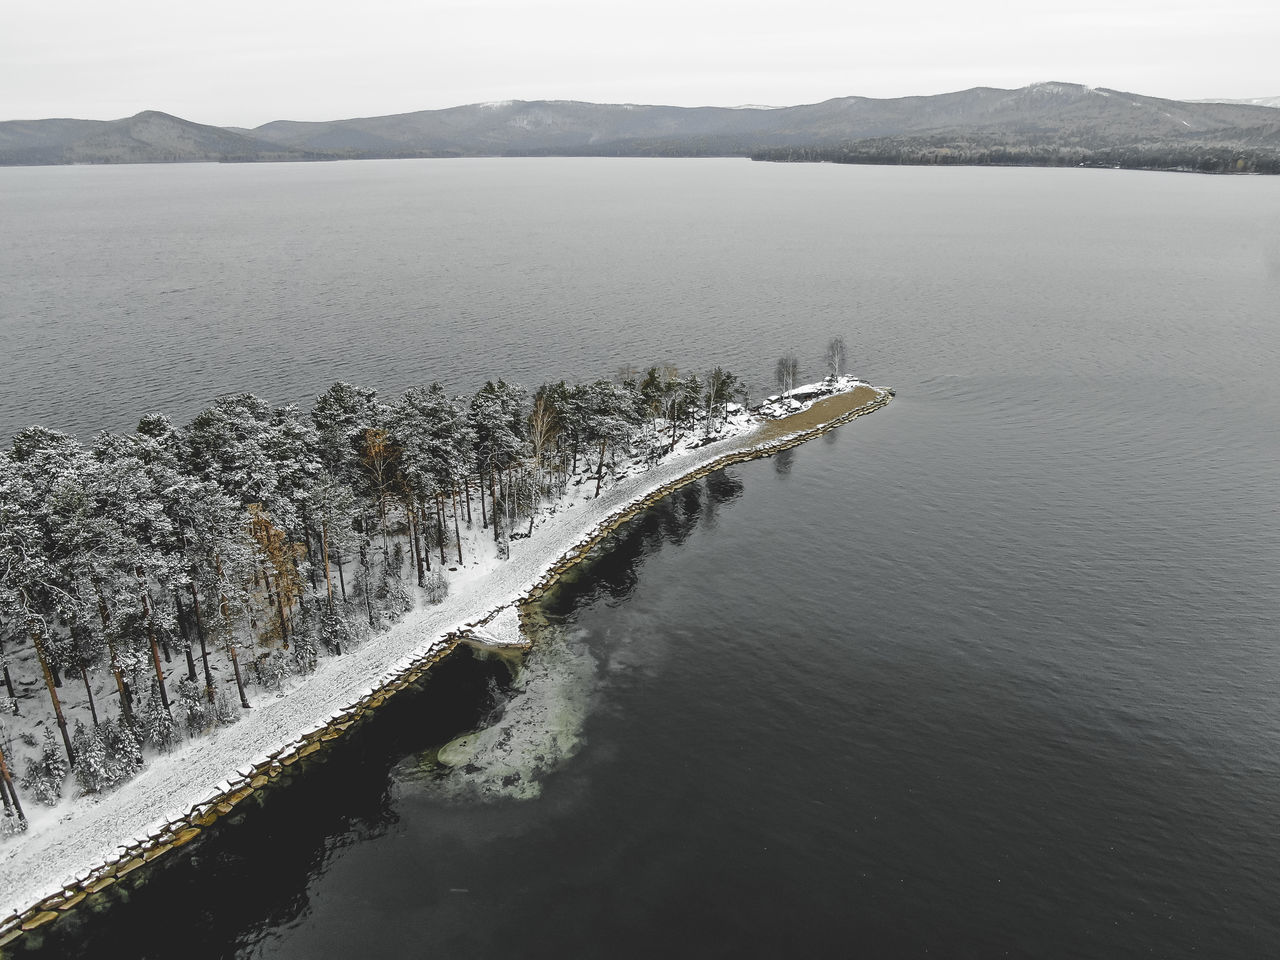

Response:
(2, 154), (1276, 176)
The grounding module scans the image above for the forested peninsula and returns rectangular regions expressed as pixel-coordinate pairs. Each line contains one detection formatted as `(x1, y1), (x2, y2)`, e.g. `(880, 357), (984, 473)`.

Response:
(0, 351), (891, 944)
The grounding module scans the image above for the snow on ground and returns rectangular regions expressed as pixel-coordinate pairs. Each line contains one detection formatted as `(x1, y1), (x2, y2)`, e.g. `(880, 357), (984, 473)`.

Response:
(0, 377), (885, 919)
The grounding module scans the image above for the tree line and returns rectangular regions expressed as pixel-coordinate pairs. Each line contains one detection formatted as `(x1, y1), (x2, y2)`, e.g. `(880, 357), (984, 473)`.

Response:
(751, 139), (1280, 175)
(0, 363), (748, 828)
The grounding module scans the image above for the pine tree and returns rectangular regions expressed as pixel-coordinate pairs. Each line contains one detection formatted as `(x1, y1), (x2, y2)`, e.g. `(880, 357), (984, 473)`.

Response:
(291, 632), (318, 675)
(72, 720), (109, 794)
(0, 747), (26, 831)
(21, 728), (69, 805)
(423, 569), (449, 605)
(176, 677), (209, 737)
(213, 685), (240, 727)
(100, 716), (143, 788)
(318, 611), (355, 656)
(140, 681), (180, 752)
(254, 649), (291, 694)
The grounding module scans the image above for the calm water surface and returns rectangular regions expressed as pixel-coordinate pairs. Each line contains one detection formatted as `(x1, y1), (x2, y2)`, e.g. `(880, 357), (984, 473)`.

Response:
(5, 160), (1280, 958)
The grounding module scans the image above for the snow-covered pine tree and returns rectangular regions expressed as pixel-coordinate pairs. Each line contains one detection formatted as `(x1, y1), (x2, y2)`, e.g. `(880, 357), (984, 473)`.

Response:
(308, 471), (361, 608)
(423, 569), (449, 605)
(318, 611), (355, 656)
(176, 677), (209, 737)
(100, 715), (143, 788)
(291, 631), (318, 675)
(469, 381), (529, 551)
(22, 727), (69, 805)
(71, 720), (109, 794)
(376, 571), (413, 618)
(254, 649), (290, 694)
(140, 680), (179, 752)
(213, 685), (240, 727)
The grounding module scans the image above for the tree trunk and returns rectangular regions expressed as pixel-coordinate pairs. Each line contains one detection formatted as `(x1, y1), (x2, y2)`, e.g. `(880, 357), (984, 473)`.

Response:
(378, 497), (391, 565)
(464, 478), (473, 525)
(0, 634), (17, 714)
(409, 499), (425, 586)
(363, 552), (376, 628)
(30, 624), (74, 767)
(173, 590), (199, 684)
(187, 580), (215, 702)
(336, 551), (347, 602)
(139, 580), (171, 712)
(301, 513), (320, 591)
(478, 467), (488, 529)
(266, 563), (290, 647)
(321, 519), (335, 611)
(81, 665), (99, 727)
(214, 553), (251, 709)
(228, 639), (250, 710)
(595, 438), (608, 497)
(0, 744), (24, 823)
(92, 581), (133, 722)
(490, 466), (500, 543)
(436, 494), (447, 565)
(411, 505), (428, 571)
(452, 487), (463, 564)
(260, 559), (276, 616)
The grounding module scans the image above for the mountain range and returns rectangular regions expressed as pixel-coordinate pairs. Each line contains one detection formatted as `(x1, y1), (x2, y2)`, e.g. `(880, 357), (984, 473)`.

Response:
(3, 82), (1279, 171)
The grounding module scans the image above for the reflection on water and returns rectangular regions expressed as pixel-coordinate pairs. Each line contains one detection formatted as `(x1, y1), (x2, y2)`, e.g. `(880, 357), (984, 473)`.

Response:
(15, 652), (509, 959)
(390, 471), (747, 803)
(538, 471), (744, 616)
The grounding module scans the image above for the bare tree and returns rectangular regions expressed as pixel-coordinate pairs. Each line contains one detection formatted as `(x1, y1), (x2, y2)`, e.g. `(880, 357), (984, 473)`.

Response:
(774, 353), (800, 394)
(528, 392), (560, 499)
(825, 336), (848, 378)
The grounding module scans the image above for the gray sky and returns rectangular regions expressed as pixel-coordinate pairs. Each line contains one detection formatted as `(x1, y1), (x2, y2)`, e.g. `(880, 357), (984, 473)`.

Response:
(3, 0), (1276, 127)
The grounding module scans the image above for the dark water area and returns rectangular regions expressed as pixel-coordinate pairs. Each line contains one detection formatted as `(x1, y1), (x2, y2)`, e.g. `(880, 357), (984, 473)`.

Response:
(5, 160), (1280, 957)
(16, 651), (513, 958)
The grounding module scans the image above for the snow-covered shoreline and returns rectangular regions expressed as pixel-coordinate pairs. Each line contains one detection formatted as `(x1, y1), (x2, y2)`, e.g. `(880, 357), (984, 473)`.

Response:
(0, 378), (891, 938)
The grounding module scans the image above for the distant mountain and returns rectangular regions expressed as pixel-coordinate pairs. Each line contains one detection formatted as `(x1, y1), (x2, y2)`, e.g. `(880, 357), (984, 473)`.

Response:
(0, 111), (321, 165)
(750, 84), (1280, 174)
(4, 84), (1280, 172)
(240, 84), (1280, 160)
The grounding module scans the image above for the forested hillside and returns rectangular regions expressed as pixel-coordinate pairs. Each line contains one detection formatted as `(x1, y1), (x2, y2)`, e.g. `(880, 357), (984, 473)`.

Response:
(750, 137), (1280, 174)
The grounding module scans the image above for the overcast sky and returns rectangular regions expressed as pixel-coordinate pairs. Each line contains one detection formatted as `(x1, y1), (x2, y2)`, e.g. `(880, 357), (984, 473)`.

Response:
(3, 0), (1276, 127)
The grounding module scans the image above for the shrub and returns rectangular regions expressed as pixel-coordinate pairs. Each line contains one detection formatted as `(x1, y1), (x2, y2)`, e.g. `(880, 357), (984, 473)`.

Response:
(213, 686), (241, 727)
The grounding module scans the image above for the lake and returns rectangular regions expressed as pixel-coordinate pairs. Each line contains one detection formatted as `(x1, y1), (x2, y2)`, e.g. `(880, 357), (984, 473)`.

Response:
(4, 159), (1280, 958)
